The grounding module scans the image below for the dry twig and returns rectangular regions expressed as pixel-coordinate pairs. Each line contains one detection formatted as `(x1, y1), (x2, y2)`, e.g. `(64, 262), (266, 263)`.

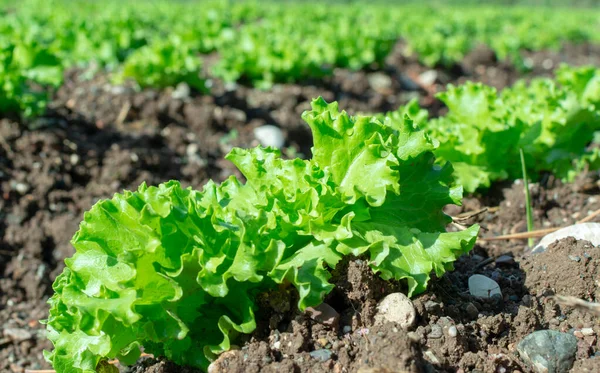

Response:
(552, 295), (600, 317)
(480, 207), (600, 241)
(453, 207), (488, 222)
(115, 101), (131, 126)
(578, 208), (600, 223)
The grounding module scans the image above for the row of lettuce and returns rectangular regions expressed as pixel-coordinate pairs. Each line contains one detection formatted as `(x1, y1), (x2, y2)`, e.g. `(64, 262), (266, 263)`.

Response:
(1, 0), (599, 117)
(382, 65), (600, 192)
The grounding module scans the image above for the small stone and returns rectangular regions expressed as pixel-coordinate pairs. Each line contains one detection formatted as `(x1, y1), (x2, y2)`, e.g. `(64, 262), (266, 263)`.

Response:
(428, 324), (443, 339)
(207, 350), (236, 373)
(253, 125), (285, 148)
(110, 86), (126, 95)
(419, 70), (438, 86)
(373, 292), (416, 329)
(437, 316), (453, 328)
(272, 341), (281, 349)
(573, 331), (584, 338)
(398, 74), (421, 91)
(448, 326), (458, 337)
(367, 72), (392, 92)
(12, 182), (29, 195)
(424, 300), (441, 313)
(568, 255), (581, 262)
(224, 81), (238, 92)
(469, 274), (502, 299)
(465, 303), (479, 319)
(342, 325), (352, 334)
(310, 349), (332, 362)
(70, 154), (79, 165)
(517, 330), (578, 373)
(407, 332), (420, 342)
(472, 254), (485, 262)
(542, 59), (554, 70)
(580, 328), (594, 336)
(317, 338), (328, 347)
(495, 255), (515, 265)
(305, 303), (339, 327)
(186, 143), (199, 156)
(424, 350), (441, 364)
(3, 328), (32, 342)
(172, 82), (191, 100)
(522, 295), (532, 307)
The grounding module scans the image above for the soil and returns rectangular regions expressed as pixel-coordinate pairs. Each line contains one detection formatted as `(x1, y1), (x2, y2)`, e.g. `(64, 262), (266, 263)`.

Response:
(1, 41), (600, 373)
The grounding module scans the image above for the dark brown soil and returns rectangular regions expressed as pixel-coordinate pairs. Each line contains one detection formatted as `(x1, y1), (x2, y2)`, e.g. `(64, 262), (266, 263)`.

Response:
(1, 42), (599, 373)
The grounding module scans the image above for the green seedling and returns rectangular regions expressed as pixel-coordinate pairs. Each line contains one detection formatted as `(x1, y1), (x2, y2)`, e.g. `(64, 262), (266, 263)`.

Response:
(520, 148), (534, 248)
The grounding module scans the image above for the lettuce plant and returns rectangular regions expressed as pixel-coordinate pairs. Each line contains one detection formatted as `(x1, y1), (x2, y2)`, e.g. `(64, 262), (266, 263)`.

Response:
(113, 36), (206, 91)
(43, 97), (478, 373)
(385, 66), (600, 193)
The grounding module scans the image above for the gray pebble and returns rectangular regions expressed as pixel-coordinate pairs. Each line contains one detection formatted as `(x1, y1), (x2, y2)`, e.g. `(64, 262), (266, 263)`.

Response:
(495, 255), (515, 265)
(517, 330), (578, 373)
(471, 254), (485, 262)
(309, 349), (332, 362)
(428, 324), (443, 339)
(367, 72), (392, 92)
(3, 328), (32, 342)
(568, 255), (581, 262)
(424, 300), (441, 313)
(468, 274), (502, 299)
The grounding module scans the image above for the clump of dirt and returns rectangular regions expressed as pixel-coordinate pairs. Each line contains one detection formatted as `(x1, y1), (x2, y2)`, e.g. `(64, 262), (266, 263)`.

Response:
(207, 322), (424, 373)
(521, 237), (600, 301)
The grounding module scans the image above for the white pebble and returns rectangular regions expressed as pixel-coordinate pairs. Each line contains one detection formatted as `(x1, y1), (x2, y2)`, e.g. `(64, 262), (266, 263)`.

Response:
(542, 59), (554, 70)
(419, 70), (438, 86)
(14, 183), (29, 194)
(373, 292), (416, 329)
(533, 223), (600, 253)
(448, 326), (458, 337)
(580, 328), (594, 336)
(253, 125), (284, 148)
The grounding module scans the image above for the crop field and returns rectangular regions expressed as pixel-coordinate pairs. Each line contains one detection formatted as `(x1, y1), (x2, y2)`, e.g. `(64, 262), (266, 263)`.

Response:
(1, 0), (600, 372)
